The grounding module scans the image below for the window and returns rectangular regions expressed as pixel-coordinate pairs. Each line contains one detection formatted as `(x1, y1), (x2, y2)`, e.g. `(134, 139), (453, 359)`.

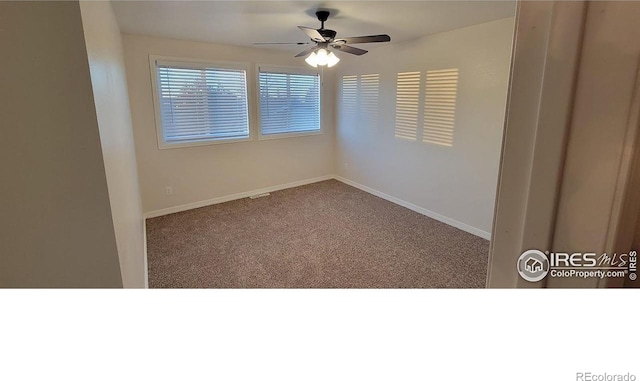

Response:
(151, 57), (250, 148)
(258, 67), (321, 137)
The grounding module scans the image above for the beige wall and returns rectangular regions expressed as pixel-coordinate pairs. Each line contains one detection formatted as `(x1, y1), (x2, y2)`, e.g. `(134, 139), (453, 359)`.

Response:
(122, 35), (336, 214)
(79, 1), (146, 288)
(0, 1), (122, 287)
(334, 18), (514, 238)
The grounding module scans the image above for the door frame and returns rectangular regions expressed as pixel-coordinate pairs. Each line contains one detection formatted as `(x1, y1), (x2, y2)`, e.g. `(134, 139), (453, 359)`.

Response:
(487, 1), (587, 287)
(488, 0), (640, 288)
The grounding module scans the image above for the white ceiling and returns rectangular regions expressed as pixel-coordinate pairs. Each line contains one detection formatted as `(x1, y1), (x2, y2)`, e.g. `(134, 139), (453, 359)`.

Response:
(113, 1), (515, 52)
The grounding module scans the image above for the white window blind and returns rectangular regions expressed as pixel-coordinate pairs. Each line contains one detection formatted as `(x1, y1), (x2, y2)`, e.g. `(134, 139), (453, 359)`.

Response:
(259, 69), (320, 136)
(154, 60), (249, 146)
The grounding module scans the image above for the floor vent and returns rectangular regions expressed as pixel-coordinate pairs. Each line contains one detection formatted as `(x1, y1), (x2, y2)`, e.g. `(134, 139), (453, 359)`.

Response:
(249, 193), (271, 199)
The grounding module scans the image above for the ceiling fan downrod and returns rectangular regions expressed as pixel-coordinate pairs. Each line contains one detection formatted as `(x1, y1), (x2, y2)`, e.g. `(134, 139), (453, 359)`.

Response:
(316, 10), (330, 30)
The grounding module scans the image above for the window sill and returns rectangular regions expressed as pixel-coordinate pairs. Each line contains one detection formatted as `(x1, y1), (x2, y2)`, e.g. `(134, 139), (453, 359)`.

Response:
(258, 130), (323, 141)
(158, 136), (252, 150)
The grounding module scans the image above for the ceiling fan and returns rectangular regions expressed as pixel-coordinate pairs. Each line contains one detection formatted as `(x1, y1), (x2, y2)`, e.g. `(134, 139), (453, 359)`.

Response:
(254, 10), (391, 68)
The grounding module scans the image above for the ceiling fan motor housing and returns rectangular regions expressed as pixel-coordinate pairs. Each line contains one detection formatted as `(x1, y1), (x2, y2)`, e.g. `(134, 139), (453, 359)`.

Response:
(320, 29), (337, 41)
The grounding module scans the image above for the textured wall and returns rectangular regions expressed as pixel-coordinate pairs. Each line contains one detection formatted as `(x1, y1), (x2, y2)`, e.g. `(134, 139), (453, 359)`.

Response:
(0, 1), (122, 287)
(334, 18), (514, 237)
(79, 1), (146, 287)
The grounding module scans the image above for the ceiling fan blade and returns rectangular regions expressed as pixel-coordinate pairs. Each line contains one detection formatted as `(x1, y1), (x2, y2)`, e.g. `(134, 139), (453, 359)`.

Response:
(339, 34), (391, 44)
(295, 46), (317, 58)
(298, 26), (326, 42)
(254, 42), (311, 45)
(332, 44), (368, 56)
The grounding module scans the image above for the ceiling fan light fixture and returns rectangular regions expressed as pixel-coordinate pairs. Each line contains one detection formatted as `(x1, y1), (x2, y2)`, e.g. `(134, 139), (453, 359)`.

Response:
(315, 48), (329, 65)
(305, 51), (318, 67)
(305, 48), (339, 68)
(327, 51), (340, 67)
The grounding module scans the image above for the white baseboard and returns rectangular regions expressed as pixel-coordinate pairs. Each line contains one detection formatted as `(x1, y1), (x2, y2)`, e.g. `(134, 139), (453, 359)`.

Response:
(143, 175), (334, 219)
(142, 173), (490, 240)
(143, 218), (148, 289)
(333, 176), (491, 240)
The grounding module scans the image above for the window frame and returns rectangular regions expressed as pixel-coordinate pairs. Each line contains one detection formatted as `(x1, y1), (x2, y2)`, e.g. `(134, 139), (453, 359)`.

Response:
(149, 55), (253, 149)
(256, 64), (323, 141)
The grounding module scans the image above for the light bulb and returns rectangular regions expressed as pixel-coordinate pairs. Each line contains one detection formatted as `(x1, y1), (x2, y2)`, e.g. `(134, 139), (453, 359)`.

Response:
(327, 51), (340, 67)
(305, 52), (318, 67)
(315, 48), (329, 66)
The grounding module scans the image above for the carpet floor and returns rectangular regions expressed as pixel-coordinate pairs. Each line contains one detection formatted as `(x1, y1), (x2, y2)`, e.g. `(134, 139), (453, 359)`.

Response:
(146, 180), (489, 288)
